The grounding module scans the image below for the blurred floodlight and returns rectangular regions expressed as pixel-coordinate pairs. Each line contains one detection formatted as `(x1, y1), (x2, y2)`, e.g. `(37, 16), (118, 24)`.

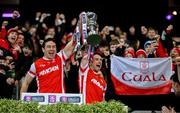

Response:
(172, 10), (177, 15)
(166, 14), (173, 20)
(2, 13), (13, 18)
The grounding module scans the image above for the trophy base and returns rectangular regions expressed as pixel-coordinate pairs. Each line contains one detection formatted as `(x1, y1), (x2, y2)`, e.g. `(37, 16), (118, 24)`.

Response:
(88, 34), (101, 47)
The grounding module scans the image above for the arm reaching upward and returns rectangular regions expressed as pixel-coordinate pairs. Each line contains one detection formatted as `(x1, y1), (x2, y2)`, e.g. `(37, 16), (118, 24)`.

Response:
(80, 54), (89, 68)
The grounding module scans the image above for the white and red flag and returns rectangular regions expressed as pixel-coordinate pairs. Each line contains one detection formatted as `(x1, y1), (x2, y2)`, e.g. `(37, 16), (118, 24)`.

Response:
(111, 55), (173, 95)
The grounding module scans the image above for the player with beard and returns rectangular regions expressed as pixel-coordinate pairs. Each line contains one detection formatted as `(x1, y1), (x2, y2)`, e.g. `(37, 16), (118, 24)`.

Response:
(79, 52), (107, 104)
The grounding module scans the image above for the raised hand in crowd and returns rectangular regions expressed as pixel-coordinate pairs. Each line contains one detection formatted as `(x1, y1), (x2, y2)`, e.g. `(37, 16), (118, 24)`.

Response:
(40, 13), (50, 23)
(2, 21), (8, 28)
(59, 13), (66, 23)
(55, 13), (66, 26)
(35, 12), (42, 21)
(12, 10), (20, 19)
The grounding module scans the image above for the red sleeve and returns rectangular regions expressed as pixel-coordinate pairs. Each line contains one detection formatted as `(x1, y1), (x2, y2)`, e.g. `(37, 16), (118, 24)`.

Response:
(156, 39), (168, 58)
(0, 39), (9, 50)
(0, 27), (7, 39)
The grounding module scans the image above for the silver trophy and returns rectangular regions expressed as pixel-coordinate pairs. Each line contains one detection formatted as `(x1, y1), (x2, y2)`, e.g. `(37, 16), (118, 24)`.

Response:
(86, 12), (100, 47)
(74, 12), (100, 56)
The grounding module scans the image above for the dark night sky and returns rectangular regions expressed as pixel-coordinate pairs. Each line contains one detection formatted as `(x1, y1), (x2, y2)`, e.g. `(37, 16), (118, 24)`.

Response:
(21, 0), (179, 33)
(19, 0), (169, 28)
(1, 0), (180, 36)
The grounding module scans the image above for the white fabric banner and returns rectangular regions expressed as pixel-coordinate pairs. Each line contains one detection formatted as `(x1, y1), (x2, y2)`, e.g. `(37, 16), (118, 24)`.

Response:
(111, 55), (173, 95)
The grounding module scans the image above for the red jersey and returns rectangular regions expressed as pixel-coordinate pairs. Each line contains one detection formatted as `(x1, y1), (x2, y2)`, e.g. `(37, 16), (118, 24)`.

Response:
(79, 65), (107, 104)
(28, 51), (67, 93)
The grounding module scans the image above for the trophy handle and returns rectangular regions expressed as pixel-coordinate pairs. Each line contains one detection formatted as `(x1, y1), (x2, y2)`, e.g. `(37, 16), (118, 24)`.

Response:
(79, 12), (88, 46)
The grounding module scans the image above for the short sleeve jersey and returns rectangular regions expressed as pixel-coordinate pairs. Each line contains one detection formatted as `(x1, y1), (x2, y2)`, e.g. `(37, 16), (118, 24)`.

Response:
(28, 51), (67, 93)
(79, 65), (107, 104)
